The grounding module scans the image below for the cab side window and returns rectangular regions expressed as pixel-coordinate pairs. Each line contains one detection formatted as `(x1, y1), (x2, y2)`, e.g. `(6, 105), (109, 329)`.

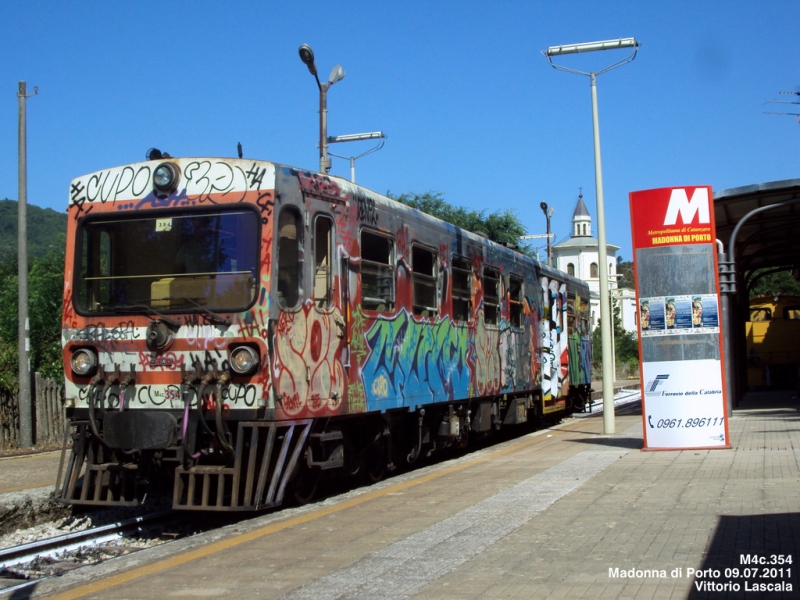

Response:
(278, 208), (303, 308)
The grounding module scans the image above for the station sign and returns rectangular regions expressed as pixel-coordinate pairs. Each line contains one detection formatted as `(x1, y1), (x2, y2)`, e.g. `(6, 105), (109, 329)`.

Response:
(629, 186), (730, 450)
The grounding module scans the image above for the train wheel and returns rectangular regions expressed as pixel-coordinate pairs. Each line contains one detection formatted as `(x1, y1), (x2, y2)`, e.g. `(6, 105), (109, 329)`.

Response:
(290, 463), (321, 505)
(362, 438), (387, 483)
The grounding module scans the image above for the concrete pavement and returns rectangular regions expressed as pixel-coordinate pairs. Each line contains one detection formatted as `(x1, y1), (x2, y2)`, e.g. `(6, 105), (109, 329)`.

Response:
(8, 394), (800, 599)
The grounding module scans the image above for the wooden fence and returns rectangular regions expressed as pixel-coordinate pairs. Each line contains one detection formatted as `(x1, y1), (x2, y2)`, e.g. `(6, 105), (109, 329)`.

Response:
(0, 373), (65, 449)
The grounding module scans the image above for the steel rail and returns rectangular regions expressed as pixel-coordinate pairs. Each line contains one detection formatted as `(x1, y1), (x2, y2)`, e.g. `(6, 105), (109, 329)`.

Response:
(0, 509), (174, 570)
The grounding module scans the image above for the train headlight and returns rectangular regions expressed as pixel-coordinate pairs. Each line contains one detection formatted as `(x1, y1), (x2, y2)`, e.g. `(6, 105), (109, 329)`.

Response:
(229, 346), (259, 375)
(71, 348), (98, 376)
(153, 162), (180, 196)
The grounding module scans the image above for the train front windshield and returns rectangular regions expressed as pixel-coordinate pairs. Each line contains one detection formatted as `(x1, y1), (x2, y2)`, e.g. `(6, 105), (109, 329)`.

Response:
(75, 209), (259, 314)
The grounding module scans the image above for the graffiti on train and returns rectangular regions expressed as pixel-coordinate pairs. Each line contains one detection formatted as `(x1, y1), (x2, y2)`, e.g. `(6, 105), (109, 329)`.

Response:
(361, 309), (471, 410)
(273, 304), (345, 416)
(541, 278), (569, 400)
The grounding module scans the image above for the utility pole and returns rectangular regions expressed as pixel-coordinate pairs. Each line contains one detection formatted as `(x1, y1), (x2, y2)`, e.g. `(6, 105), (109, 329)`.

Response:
(17, 81), (37, 448)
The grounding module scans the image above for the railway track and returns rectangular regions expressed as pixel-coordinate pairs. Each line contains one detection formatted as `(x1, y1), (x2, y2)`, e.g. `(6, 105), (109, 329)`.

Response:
(0, 510), (188, 595)
(0, 510), (173, 569)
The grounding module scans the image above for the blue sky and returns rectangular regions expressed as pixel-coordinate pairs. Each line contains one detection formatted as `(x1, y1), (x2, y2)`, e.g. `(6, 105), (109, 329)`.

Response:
(1, 1), (798, 261)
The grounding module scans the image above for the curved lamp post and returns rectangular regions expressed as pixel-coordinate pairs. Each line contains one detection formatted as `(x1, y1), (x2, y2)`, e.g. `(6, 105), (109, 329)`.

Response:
(544, 37), (639, 435)
(540, 201), (555, 267)
(298, 44), (345, 174)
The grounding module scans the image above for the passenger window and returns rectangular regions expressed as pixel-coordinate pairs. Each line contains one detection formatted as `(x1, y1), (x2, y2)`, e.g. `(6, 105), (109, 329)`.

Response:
(278, 209), (302, 308)
(567, 293), (576, 335)
(783, 306), (800, 320)
(451, 256), (472, 322)
(749, 308), (772, 322)
(361, 230), (394, 311)
(412, 246), (438, 316)
(509, 275), (523, 328)
(580, 297), (590, 336)
(314, 216), (334, 308)
(483, 267), (500, 325)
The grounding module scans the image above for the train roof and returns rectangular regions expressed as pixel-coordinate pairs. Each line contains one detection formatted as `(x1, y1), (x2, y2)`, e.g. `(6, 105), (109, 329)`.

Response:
(749, 294), (800, 308)
(70, 156), (588, 293)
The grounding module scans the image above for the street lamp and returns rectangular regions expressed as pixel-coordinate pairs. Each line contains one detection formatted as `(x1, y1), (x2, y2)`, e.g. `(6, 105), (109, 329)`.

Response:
(544, 37), (639, 435)
(298, 44), (345, 174)
(539, 202), (555, 267)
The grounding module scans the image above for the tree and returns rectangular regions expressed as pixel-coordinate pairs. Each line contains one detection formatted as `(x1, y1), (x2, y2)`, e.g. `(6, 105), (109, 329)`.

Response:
(748, 269), (800, 299)
(591, 297), (639, 379)
(0, 200), (69, 390)
(387, 191), (533, 256)
(616, 259), (634, 289)
(0, 199), (68, 262)
(0, 236), (66, 389)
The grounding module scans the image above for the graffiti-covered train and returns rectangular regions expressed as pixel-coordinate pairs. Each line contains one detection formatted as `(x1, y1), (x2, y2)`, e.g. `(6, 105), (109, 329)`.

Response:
(55, 157), (592, 511)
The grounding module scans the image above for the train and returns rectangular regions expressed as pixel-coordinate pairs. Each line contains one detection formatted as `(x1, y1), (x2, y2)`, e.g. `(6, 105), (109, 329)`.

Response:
(746, 295), (800, 389)
(55, 156), (593, 511)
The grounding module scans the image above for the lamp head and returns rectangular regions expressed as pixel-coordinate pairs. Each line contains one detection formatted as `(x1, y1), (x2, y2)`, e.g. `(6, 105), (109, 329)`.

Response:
(545, 38), (638, 57)
(540, 201), (548, 212)
(298, 44), (318, 76)
(328, 64), (345, 86)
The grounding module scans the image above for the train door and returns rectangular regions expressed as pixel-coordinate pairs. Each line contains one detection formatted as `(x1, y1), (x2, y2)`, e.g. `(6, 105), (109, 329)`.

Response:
(355, 228), (397, 413)
(271, 205), (347, 417)
(507, 273), (530, 393)
(541, 274), (568, 414)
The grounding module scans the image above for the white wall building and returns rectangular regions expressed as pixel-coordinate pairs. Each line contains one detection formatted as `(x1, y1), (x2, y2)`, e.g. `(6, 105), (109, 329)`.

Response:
(551, 193), (637, 333)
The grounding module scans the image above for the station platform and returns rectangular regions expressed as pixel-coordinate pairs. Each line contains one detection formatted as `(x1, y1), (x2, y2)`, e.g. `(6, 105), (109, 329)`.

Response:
(0, 451), (60, 496)
(10, 395), (800, 599)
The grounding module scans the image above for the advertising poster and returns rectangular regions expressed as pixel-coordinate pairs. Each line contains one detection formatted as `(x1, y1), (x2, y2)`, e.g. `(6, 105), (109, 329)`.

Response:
(639, 294), (721, 338)
(629, 186), (730, 450)
(701, 294), (719, 328)
(673, 296), (693, 330)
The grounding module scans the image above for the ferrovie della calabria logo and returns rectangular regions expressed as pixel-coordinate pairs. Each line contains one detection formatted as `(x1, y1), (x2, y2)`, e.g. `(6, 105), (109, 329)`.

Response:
(645, 374), (670, 397)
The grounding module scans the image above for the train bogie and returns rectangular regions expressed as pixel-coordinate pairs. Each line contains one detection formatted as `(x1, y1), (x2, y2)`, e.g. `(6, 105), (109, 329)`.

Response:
(56, 157), (592, 511)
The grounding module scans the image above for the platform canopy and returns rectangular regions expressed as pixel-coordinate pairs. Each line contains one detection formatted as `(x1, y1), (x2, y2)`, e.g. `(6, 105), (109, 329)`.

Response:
(713, 178), (800, 406)
(714, 178), (800, 282)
